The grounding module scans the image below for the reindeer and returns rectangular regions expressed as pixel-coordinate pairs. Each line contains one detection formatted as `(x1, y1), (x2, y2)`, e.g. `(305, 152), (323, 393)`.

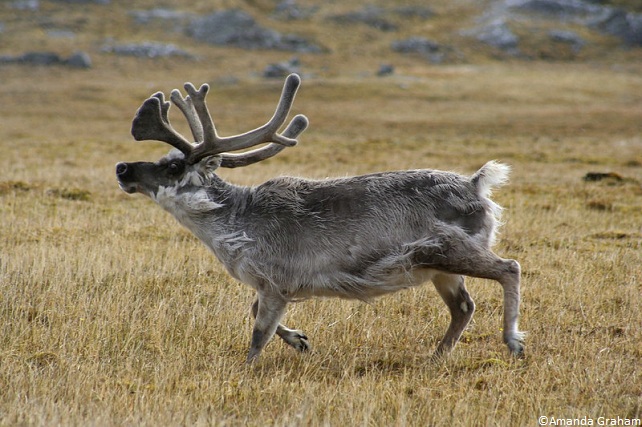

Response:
(116, 74), (525, 362)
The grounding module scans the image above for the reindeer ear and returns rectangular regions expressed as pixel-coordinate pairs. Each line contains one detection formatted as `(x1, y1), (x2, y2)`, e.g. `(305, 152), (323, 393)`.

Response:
(201, 154), (222, 171)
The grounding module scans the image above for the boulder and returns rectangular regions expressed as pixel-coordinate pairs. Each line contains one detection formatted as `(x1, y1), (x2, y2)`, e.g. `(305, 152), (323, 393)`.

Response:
(19, 52), (63, 65)
(591, 8), (642, 46)
(263, 57), (301, 78)
(129, 8), (193, 25)
(392, 6), (434, 20)
(187, 9), (322, 53)
(508, 0), (642, 46)
(474, 19), (520, 52)
(0, 51), (92, 68)
(391, 37), (448, 63)
(51, 0), (109, 3)
(65, 51), (92, 68)
(548, 29), (585, 51)
(376, 64), (394, 76)
(391, 37), (441, 54)
(507, 0), (602, 19)
(272, 0), (319, 21)
(327, 6), (398, 32)
(102, 42), (195, 59)
(9, 0), (39, 11)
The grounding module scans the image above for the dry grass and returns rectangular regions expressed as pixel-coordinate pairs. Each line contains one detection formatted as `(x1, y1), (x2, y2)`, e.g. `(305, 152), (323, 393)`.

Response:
(1, 1), (642, 426)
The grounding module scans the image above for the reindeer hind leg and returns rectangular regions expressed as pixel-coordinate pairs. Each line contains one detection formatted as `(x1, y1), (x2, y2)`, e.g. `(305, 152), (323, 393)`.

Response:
(432, 273), (475, 357)
(413, 237), (525, 357)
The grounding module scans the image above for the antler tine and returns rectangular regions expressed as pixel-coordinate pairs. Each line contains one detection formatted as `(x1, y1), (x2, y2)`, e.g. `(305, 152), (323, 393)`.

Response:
(187, 74), (304, 164)
(220, 114), (309, 168)
(183, 82), (219, 146)
(131, 92), (194, 156)
(170, 89), (204, 143)
(155, 93), (170, 125)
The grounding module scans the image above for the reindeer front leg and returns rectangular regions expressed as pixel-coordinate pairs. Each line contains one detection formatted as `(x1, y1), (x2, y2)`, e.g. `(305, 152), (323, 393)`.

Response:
(250, 297), (310, 356)
(247, 292), (290, 362)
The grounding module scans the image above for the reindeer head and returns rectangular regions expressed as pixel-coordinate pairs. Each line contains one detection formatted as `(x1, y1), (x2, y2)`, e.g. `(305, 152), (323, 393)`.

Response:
(116, 74), (308, 199)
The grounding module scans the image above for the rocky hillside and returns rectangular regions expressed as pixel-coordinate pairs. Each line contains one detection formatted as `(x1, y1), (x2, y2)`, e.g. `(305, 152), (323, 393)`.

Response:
(1, 0), (640, 76)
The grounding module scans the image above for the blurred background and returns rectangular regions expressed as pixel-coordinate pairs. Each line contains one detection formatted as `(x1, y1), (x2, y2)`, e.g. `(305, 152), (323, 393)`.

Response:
(1, 0), (641, 79)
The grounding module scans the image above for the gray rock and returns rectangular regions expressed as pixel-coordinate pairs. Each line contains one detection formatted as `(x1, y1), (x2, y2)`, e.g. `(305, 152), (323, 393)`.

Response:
(508, 0), (642, 46)
(391, 37), (441, 54)
(507, 0), (602, 19)
(187, 9), (322, 52)
(376, 64), (394, 76)
(102, 42), (195, 59)
(273, 0), (319, 21)
(591, 8), (642, 46)
(392, 6), (434, 20)
(130, 8), (191, 24)
(51, 0), (109, 3)
(549, 29), (585, 50)
(0, 51), (91, 68)
(9, 0), (39, 11)
(263, 57), (301, 78)
(326, 5), (433, 32)
(20, 52), (63, 65)
(391, 37), (451, 63)
(327, 6), (398, 32)
(47, 29), (76, 39)
(65, 51), (92, 68)
(474, 18), (520, 52)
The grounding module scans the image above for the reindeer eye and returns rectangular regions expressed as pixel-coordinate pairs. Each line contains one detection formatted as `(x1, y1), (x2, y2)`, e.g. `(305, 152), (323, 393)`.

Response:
(167, 161), (183, 175)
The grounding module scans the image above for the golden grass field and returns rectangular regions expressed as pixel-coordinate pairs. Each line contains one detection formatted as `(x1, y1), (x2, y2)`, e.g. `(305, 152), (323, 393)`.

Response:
(1, 1), (642, 426)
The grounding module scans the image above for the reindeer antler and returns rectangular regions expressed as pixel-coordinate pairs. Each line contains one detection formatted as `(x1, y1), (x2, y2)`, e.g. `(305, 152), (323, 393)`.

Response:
(130, 92), (194, 155)
(130, 74), (308, 166)
(220, 114), (309, 168)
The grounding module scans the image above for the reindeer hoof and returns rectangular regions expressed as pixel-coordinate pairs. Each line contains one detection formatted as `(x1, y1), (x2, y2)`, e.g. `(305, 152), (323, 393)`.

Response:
(506, 337), (525, 358)
(282, 330), (310, 352)
(293, 331), (311, 353)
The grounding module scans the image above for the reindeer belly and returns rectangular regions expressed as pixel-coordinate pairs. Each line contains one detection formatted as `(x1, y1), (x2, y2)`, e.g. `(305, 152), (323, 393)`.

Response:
(265, 236), (444, 301)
